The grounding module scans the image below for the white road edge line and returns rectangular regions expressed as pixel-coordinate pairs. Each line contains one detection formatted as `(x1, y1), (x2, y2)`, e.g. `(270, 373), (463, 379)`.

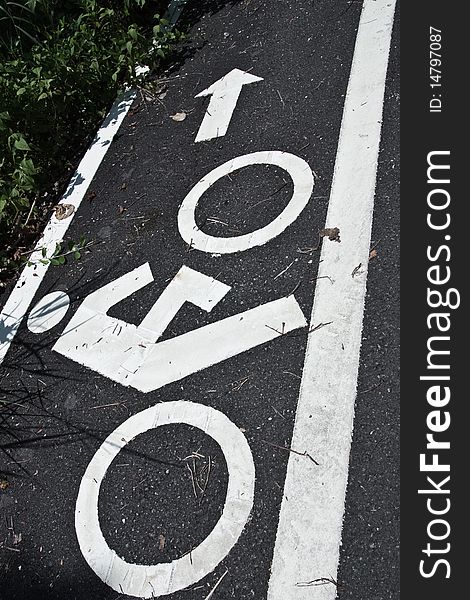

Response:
(0, 88), (138, 365)
(267, 0), (397, 598)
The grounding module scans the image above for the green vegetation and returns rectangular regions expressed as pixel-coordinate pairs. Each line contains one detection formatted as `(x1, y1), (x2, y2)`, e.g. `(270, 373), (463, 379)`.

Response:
(0, 0), (179, 281)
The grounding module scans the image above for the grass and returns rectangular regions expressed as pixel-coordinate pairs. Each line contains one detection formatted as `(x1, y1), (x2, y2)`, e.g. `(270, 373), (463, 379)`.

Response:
(0, 0), (180, 285)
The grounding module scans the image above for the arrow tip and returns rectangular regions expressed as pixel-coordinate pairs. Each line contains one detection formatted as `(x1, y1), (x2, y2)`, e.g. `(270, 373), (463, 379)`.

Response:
(195, 68), (263, 98)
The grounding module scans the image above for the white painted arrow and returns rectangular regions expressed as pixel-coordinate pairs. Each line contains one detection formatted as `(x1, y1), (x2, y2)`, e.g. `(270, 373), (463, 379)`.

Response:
(194, 68), (263, 142)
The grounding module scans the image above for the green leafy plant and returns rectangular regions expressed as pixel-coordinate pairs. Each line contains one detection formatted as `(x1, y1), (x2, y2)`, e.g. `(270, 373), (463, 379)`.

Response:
(30, 237), (93, 267)
(0, 0), (38, 50)
(4, 235), (93, 273)
(0, 0), (180, 282)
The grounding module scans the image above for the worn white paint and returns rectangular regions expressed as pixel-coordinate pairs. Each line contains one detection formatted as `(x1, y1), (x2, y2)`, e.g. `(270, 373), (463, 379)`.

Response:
(267, 0), (397, 598)
(27, 291), (70, 334)
(133, 294), (306, 393)
(0, 89), (137, 365)
(136, 265), (230, 342)
(116, 265), (230, 381)
(195, 68), (263, 142)
(178, 151), (314, 254)
(76, 400), (255, 598)
(53, 264), (307, 392)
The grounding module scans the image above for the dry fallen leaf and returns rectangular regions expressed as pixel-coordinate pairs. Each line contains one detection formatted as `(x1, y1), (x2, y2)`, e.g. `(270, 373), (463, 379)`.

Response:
(120, 182), (127, 190)
(54, 204), (75, 220)
(170, 111), (187, 122)
(158, 535), (166, 551)
(0, 478), (9, 491)
(369, 248), (378, 260)
(319, 227), (341, 242)
(118, 205), (127, 215)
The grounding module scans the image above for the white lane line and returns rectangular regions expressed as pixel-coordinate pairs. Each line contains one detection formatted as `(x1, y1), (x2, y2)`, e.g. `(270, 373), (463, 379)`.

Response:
(267, 0), (397, 598)
(0, 89), (137, 365)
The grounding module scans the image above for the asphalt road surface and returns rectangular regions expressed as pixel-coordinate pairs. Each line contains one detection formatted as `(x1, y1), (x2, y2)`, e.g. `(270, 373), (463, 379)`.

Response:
(0, 1), (399, 599)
